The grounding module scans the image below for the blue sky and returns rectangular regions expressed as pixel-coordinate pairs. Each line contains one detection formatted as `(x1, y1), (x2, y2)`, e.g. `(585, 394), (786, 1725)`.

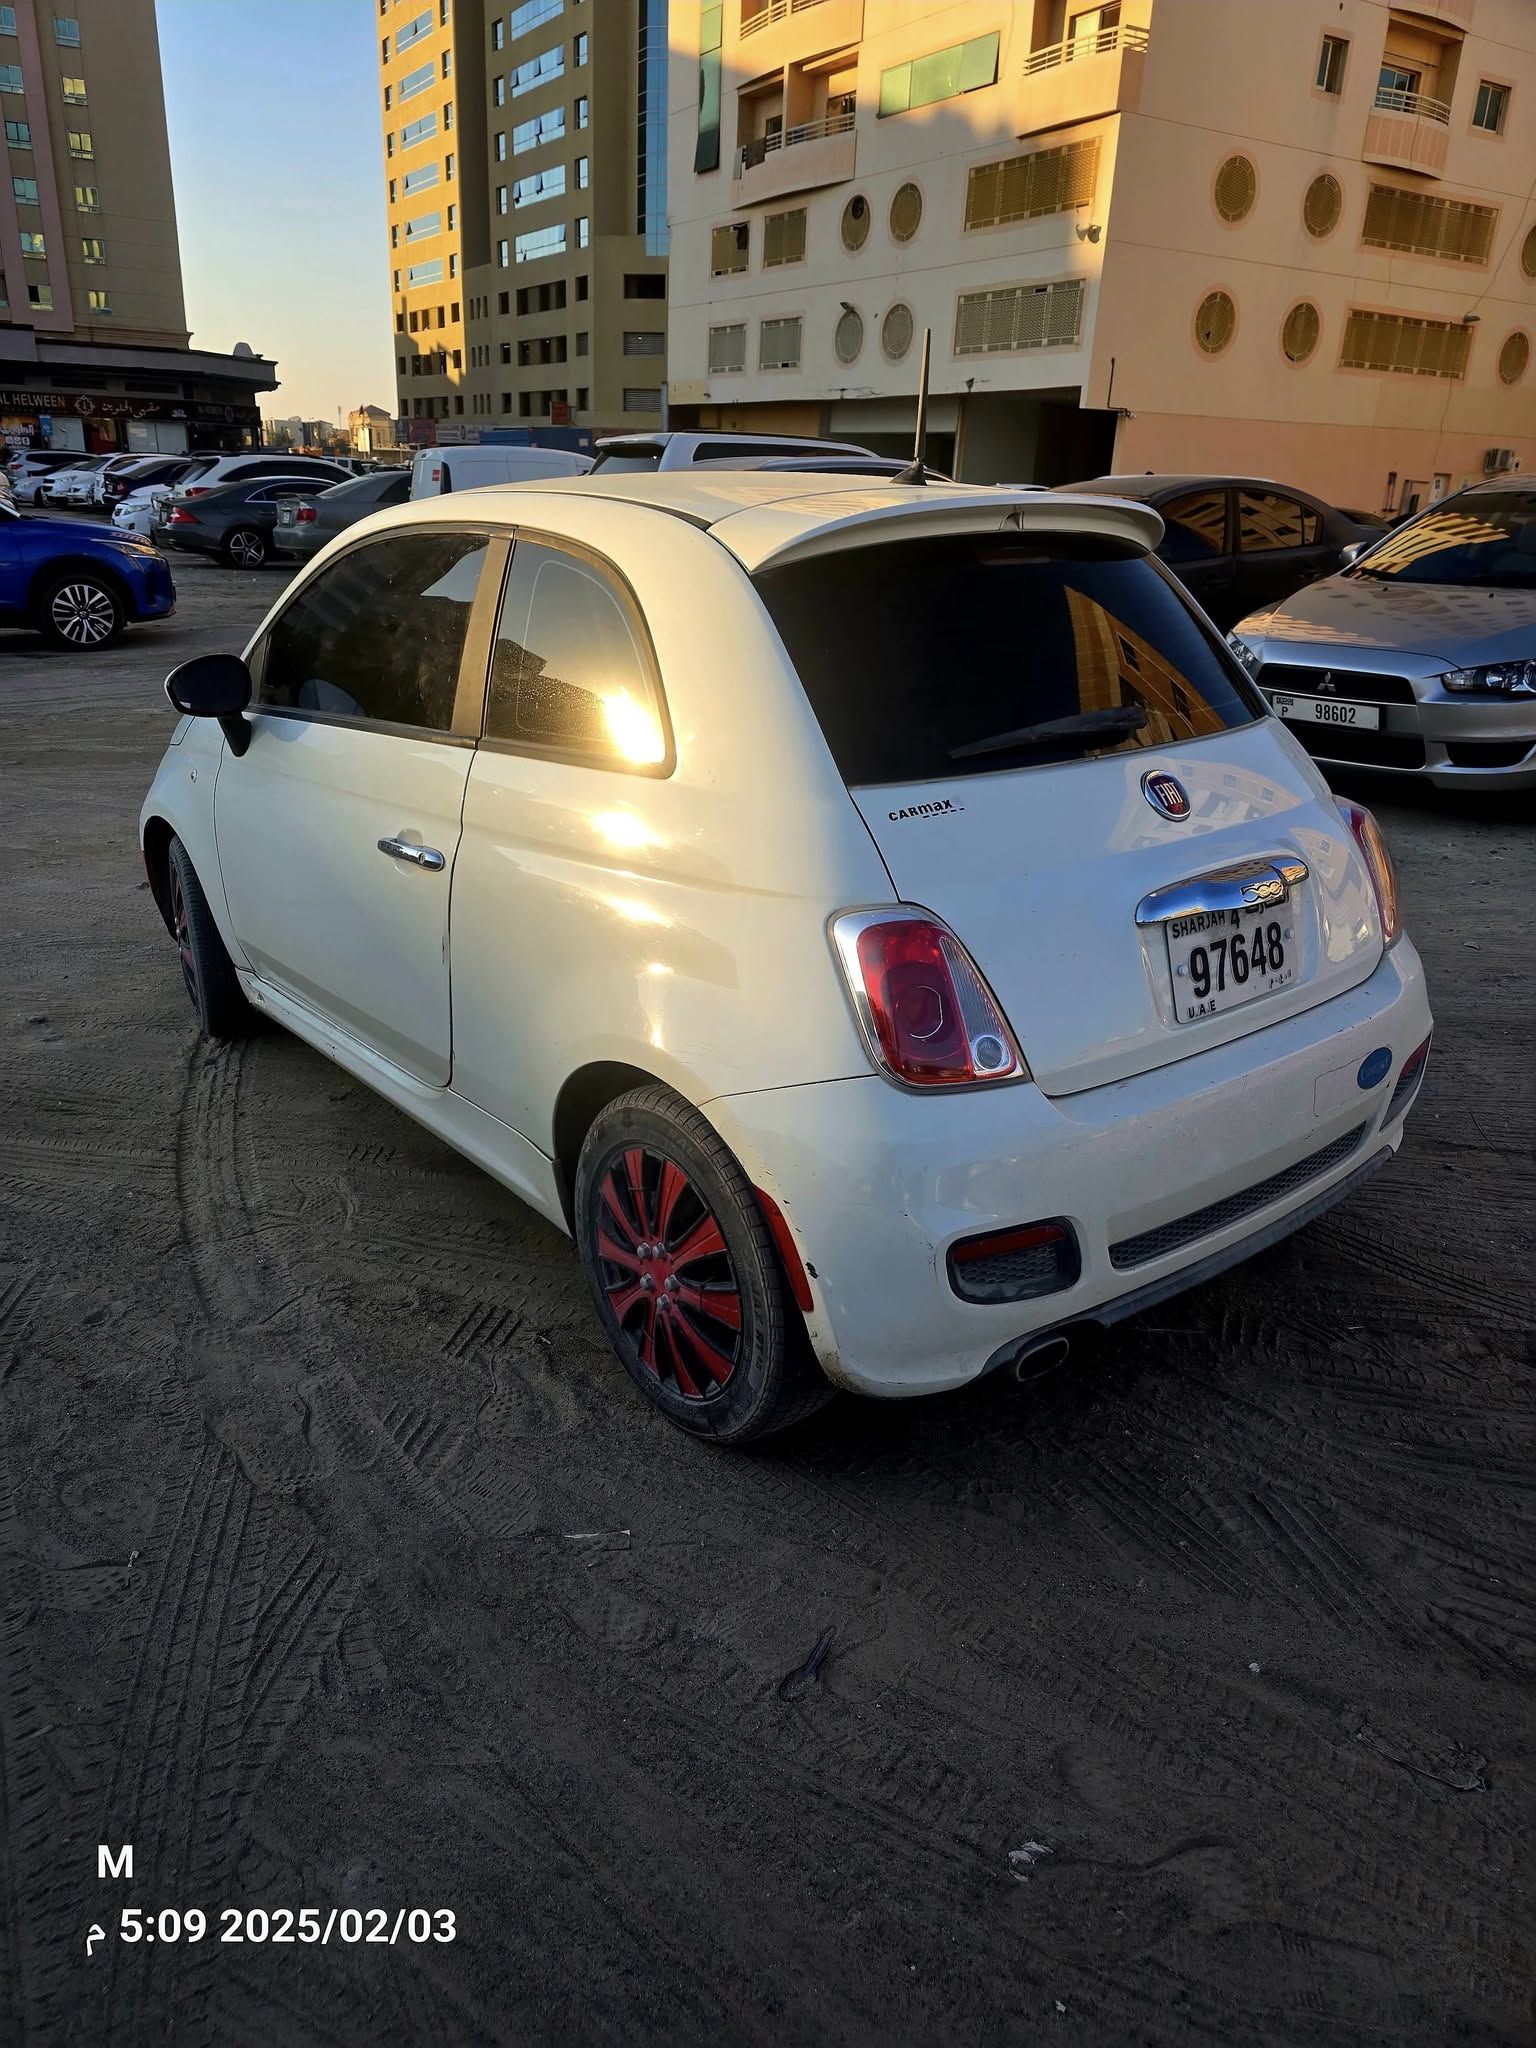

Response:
(157, 0), (397, 422)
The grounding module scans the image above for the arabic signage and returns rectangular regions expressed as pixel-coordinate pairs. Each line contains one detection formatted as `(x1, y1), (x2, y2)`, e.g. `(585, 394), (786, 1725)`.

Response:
(0, 389), (260, 423)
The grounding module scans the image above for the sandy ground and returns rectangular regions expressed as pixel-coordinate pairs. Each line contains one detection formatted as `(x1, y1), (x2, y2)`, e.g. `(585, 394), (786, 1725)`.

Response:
(1, 542), (1532, 2047)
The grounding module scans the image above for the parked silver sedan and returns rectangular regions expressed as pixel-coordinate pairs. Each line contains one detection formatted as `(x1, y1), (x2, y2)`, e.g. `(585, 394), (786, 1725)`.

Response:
(1230, 481), (1536, 791)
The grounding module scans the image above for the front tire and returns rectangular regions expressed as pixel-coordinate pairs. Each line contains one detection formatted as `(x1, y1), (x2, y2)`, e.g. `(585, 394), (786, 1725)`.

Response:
(224, 527), (266, 569)
(166, 836), (251, 1040)
(575, 1088), (831, 1444)
(35, 571), (125, 650)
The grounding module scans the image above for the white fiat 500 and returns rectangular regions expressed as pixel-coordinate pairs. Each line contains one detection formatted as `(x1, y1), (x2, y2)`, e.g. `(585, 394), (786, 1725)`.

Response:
(141, 476), (1432, 1443)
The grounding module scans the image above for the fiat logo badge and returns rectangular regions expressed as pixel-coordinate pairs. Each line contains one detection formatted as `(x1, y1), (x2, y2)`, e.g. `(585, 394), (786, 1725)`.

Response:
(1141, 770), (1192, 821)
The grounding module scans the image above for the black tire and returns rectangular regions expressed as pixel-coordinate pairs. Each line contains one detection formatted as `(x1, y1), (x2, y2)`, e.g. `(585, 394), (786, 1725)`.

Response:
(34, 570), (125, 650)
(224, 527), (267, 569)
(166, 836), (251, 1040)
(574, 1085), (831, 1444)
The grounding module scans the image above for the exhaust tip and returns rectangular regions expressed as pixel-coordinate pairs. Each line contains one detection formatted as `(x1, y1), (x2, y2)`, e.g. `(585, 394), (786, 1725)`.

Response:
(1010, 1332), (1071, 1384)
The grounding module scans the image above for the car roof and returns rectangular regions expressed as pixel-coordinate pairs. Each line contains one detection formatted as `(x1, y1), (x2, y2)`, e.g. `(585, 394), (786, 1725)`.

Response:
(372, 471), (1165, 574)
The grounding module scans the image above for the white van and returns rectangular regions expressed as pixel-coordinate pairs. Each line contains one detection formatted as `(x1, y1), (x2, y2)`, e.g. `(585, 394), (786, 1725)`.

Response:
(410, 445), (593, 498)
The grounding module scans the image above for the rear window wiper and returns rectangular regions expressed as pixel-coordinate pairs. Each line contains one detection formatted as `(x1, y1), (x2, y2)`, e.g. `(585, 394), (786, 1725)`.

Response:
(948, 705), (1149, 761)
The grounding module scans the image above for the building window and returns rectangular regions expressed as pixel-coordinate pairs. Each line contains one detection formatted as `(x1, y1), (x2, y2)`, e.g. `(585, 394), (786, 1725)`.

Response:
(512, 162), (565, 205)
(496, 183), (508, 211)
(5, 118), (29, 146)
(759, 315), (802, 370)
(401, 111), (438, 146)
(79, 235), (103, 262)
(395, 8), (433, 53)
(881, 301), (914, 359)
(20, 229), (44, 255)
(386, 131), (394, 155)
(577, 214), (589, 247)
(88, 287), (110, 313)
(400, 60), (434, 100)
(446, 151), (454, 176)
(574, 30), (587, 65)
(384, 83), (394, 109)
(404, 209), (442, 241)
(499, 289), (510, 311)
(515, 222), (567, 262)
(11, 174), (36, 201)
(495, 130), (507, 157)
(1316, 35), (1347, 95)
(388, 177), (397, 201)
(1340, 308), (1471, 378)
(575, 330), (588, 354)
(965, 139), (1099, 228)
(441, 50), (451, 77)
(28, 281), (51, 308)
(879, 33), (998, 117)
(708, 322), (746, 373)
(711, 220), (749, 274)
(513, 106), (564, 151)
(492, 18), (504, 50)
(623, 330), (664, 355)
(391, 223), (400, 246)
(67, 128), (92, 157)
(500, 340), (512, 363)
(623, 386), (660, 411)
(762, 207), (806, 266)
(61, 76), (86, 104)
(1194, 289), (1236, 353)
(0, 62), (23, 90)
(442, 100), (452, 126)
(497, 237), (510, 264)
(694, 1), (721, 172)
(407, 259), (445, 288)
(511, 43), (563, 95)
(510, 0), (562, 33)
(1472, 80), (1510, 134)
(575, 92), (589, 128)
(635, 0), (667, 253)
(577, 273), (590, 299)
(447, 202), (456, 228)
(576, 153), (589, 188)
(954, 277), (1085, 356)
(1281, 301), (1321, 364)
(494, 76), (506, 105)
(402, 161), (439, 194)
(576, 387), (588, 410)
(53, 12), (80, 41)
(448, 251), (457, 276)
(1498, 330), (1529, 384)
(1362, 185), (1496, 264)
(0, 9), (16, 34)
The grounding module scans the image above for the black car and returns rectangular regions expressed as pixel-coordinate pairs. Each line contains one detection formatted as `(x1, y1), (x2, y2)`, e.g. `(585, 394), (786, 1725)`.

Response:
(272, 467), (411, 561)
(153, 474), (340, 569)
(1055, 474), (1380, 632)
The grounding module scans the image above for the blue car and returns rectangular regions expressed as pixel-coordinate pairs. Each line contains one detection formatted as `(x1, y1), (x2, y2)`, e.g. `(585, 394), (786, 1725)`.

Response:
(0, 497), (175, 650)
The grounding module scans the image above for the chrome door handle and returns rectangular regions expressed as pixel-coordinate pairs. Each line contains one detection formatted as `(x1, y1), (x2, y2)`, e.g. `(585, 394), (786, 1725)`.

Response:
(377, 836), (445, 872)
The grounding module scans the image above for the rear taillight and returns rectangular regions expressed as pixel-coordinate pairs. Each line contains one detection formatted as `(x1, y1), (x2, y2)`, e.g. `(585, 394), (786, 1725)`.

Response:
(184, 485), (208, 497)
(296, 504), (317, 522)
(830, 910), (1027, 1088)
(1338, 799), (1400, 944)
(168, 508), (196, 525)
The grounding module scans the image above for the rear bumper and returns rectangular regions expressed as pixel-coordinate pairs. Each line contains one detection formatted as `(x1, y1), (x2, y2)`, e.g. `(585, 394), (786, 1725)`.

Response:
(705, 939), (1431, 1398)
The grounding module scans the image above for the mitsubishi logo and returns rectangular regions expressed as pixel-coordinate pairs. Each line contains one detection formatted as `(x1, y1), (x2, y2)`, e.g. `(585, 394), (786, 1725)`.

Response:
(1318, 672), (1337, 694)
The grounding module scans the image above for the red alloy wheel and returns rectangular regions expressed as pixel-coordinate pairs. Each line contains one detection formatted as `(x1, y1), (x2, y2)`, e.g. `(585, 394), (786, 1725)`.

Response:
(594, 1147), (743, 1401)
(169, 866), (197, 1006)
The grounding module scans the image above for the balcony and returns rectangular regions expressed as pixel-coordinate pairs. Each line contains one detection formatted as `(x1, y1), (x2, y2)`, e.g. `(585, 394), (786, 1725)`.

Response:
(737, 0), (863, 60)
(733, 108), (856, 204)
(1017, 22), (1149, 136)
(1363, 85), (1451, 177)
(1394, 0), (1473, 24)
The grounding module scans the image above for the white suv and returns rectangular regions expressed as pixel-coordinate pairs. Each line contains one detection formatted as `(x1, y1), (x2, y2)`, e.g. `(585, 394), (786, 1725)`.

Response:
(589, 430), (874, 474)
(168, 453), (354, 502)
(141, 474), (1431, 1443)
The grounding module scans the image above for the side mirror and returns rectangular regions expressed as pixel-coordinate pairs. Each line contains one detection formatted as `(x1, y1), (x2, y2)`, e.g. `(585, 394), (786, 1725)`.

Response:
(1339, 541), (1368, 569)
(165, 652), (253, 757)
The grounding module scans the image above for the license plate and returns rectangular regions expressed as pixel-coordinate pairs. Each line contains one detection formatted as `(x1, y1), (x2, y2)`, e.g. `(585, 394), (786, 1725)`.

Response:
(1165, 902), (1297, 1024)
(1266, 691), (1380, 731)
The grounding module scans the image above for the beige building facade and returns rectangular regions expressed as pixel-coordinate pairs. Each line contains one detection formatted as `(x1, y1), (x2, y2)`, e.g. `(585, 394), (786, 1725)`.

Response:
(0, 0), (274, 452)
(666, 0), (1535, 510)
(378, 0), (669, 442)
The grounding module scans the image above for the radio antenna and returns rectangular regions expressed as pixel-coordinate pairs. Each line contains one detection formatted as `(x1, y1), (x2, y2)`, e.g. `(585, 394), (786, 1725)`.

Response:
(891, 326), (931, 486)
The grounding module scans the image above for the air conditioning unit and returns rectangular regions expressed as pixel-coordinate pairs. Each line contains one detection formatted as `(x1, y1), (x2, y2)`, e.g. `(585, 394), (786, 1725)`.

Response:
(1483, 447), (1516, 474)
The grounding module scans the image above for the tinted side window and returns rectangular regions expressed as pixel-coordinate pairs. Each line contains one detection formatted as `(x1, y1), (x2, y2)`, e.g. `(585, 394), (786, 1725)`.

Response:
(486, 540), (666, 766)
(1236, 490), (1321, 552)
(260, 531), (488, 731)
(1157, 489), (1228, 563)
(691, 440), (816, 463)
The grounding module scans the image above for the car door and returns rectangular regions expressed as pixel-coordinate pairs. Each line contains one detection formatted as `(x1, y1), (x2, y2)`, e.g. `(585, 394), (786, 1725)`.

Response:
(214, 525), (502, 1084)
(0, 502), (24, 612)
(1232, 488), (1335, 617)
(1153, 487), (1236, 624)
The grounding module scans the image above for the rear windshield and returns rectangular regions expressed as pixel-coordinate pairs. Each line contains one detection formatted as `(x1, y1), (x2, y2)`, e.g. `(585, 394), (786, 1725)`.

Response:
(589, 446), (663, 474)
(753, 533), (1262, 785)
(1348, 490), (1535, 589)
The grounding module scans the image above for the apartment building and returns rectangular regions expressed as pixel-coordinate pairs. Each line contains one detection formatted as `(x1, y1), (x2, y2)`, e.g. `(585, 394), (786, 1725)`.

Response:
(666, 0), (1535, 509)
(0, 0), (274, 453)
(379, 0), (668, 442)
